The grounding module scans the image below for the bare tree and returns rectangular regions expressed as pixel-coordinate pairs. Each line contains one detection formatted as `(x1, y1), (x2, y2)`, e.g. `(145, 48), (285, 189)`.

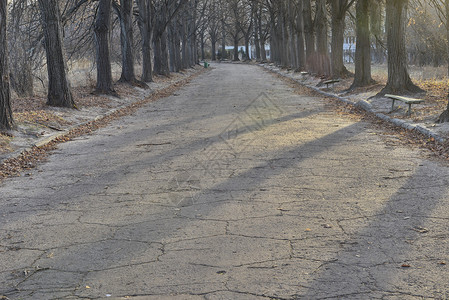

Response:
(208, 0), (220, 60)
(437, 0), (449, 122)
(38, 0), (75, 108)
(94, 0), (115, 95)
(330, 0), (355, 78)
(229, 0), (242, 61)
(379, 0), (423, 95)
(0, 0), (13, 130)
(350, 0), (374, 89)
(136, 0), (153, 82)
(114, 0), (137, 83)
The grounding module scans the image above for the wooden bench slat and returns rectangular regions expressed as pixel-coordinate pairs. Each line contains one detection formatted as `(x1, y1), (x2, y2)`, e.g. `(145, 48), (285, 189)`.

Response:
(323, 79), (340, 88)
(385, 94), (424, 104)
(385, 94), (425, 116)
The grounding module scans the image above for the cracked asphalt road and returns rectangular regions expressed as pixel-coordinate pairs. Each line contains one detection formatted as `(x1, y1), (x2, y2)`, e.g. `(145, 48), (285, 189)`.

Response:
(1, 63), (449, 299)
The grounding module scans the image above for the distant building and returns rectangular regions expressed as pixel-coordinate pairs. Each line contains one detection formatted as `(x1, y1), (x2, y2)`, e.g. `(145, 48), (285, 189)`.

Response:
(221, 45), (271, 60)
(343, 36), (356, 63)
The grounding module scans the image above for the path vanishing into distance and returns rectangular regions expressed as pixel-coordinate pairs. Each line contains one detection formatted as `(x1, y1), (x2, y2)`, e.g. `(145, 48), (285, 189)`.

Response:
(1, 63), (449, 299)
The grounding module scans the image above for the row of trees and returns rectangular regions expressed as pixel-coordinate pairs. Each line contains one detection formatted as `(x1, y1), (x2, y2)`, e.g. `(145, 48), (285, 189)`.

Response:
(0, 0), (202, 130)
(3, 0), (449, 131)
(214, 0), (449, 121)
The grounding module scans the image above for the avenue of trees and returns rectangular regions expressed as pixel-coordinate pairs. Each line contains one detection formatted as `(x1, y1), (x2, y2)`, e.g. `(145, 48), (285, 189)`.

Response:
(2, 0), (449, 130)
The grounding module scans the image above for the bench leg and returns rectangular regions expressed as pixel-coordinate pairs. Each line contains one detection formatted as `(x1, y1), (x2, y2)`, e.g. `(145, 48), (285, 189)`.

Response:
(391, 99), (395, 112)
(408, 103), (412, 116)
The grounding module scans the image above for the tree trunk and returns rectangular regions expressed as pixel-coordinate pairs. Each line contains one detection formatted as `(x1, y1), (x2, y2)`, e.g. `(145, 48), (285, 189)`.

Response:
(94, 0), (115, 94)
(370, 0), (384, 64)
(0, 0), (13, 130)
(258, 7), (267, 62)
(201, 33), (206, 61)
(181, 11), (189, 68)
(211, 34), (217, 60)
(331, 1), (350, 78)
(160, 29), (170, 75)
(315, 0), (328, 55)
(245, 37), (250, 61)
(137, 0), (153, 82)
(153, 34), (162, 74)
(38, 0), (75, 108)
(118, 0), (136, 82)
(379, 0), (423, 95)
(221, 15), (227, 59)
(233, 33), (240, 61)
(254, 15), (261, 61)
(312, 0), (331, 76)
(437, 0), (449, 123)
(303, 0), (314, 60)
(350, 0), (373, 89)
(287, 1), (296, 68)
(296, 1), (306, 70)
(153, 12), (170, 76)
(173, 18), (182, 71)
(168, 21), (177, 72)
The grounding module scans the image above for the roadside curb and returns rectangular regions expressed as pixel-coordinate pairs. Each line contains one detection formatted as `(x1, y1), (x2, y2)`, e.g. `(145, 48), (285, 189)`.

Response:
(261, 64), (445, 143)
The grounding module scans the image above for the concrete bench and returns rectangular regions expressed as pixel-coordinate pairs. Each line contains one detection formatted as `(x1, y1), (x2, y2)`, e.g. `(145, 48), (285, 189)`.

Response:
(323, 79), (340, 88)
(385, 94), (425, 116)
(300, 71), (308, 81)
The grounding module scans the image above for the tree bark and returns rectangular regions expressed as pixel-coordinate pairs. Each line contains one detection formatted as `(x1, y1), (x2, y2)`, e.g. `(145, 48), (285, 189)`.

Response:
(221, 13), (227, 59)
(370, 0), (384, 63)
(94, 0), (115, 95)
(118, 0), (136, 82)
(331, 0), (352, 78)
(287, 0), (296, 68)
(379, 0), (423, 95)
(303, 0), (314, 59)
(211, 35), (217, 60)
(180, 10), (188, 69)
(0, 0), (13, 130)
(168, 21), (177, 72)
(310, 0), (331, 76)
(350, 0), (373, 89)
(233, 30), (240, 61)
(174, 20), (182, 71)
(38, 0), (75, 108)
(258, 5), (267, 62)
(296, 0), (306, 70)
(137, 0), (153, 82)
(315, 0), (327, 55)
(160, 29), (170, 74)
(254, 12), (261, 61)
(153, 13), (170, 76)
(436, 0), (449, 122)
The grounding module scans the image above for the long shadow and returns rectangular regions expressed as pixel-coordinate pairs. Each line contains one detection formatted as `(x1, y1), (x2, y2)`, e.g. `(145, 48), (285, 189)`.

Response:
(299, 161), (449, 299)
(0, 116), (363, 297)
(0, 63), (372, 297)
